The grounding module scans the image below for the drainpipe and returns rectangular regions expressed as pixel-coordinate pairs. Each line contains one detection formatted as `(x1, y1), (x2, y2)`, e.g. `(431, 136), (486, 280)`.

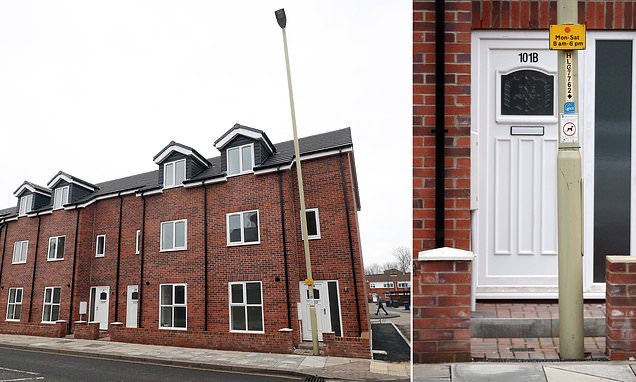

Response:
(0, 223), (7, 288)
(28, 216), (41, 322)
(114, 195), (123, 322)
(434, 0), (446, 248)
(138, 195), (146, 328)
(277, 168), (292, 328)
(67, 209), (80, 334)
(339, 151), (362, 335)
(203, 186), (209, 331)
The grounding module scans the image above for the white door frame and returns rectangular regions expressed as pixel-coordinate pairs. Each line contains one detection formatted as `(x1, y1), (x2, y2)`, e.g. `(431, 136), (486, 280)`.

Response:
(89, 286), (110, 330)
(472, 30), (636, 299)
(582, 31), (636, 298)
(126, 285), (139, 328)
(472, 30), (560, 299)
(298, 280), (343, 341)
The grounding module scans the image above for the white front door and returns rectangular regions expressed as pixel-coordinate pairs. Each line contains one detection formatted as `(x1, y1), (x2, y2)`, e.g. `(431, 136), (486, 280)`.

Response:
(126, 285), (138, 328)
(89, 286), (110, 330)
(474, 33), (560, 297)
(299, 281), (332, 341)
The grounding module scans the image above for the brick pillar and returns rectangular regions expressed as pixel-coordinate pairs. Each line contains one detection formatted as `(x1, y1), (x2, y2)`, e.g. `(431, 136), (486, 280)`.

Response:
(606, 256), (636, 360)
(413, 247), (473, 363)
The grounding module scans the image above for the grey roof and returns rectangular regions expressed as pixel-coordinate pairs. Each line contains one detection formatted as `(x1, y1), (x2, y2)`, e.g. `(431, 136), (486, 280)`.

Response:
(152, 141), (212, 167)
(13, 181), (51, 196)
(214, 123), (277, 153)
(0, 127), (354, 218)
(48, 171), (99, 191)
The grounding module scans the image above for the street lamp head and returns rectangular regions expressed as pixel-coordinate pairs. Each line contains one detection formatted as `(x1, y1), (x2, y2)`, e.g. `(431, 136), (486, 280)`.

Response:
(275, 8), (286, 29)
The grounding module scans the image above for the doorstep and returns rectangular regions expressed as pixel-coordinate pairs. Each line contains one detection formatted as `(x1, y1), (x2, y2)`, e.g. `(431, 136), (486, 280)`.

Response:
(472, 301), (606, 338)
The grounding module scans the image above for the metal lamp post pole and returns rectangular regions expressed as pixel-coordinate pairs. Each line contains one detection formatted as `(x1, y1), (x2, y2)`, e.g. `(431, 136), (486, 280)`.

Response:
(275, 8), (320, 356)
(556, 0), (584, 359)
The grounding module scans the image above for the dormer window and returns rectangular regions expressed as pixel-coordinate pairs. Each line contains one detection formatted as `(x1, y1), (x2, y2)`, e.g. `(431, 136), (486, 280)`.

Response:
(164, 159), (186, 188)
(18, 194), (33, 216)
(227, 144), (254, 176)
(53, 186), (69, 209)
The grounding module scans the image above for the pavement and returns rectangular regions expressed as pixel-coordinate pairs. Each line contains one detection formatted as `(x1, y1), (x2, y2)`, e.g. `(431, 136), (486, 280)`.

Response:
(371, 323), (410, 362)
(414, 362), (636, 382)
(471, 336), (607, 360)
(0, 334), (409, 381)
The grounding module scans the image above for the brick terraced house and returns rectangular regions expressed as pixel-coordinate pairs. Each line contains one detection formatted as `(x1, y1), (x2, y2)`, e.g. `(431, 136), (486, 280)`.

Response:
(365, 269), (411, 305)
(0, 124), (370, 357)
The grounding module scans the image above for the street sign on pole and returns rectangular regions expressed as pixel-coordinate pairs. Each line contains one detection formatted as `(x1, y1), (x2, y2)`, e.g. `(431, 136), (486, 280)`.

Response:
(550, 24), (586, 50)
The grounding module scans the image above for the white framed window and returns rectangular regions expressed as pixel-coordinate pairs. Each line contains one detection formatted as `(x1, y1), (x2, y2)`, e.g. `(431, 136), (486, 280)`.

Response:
(18, 194), (33, 216)
(53, 186), (69, 209)
(227, 210), (260, 246)
(229, 281), (264, 333)
(369, 283), (377, 289)
(6, 288), (23, 321)
(95, 235), (105, 257)
(47, 236), (65, 261)
(303, 208), (321, 240)
(42, 287), (61, 323)
(12, 241), (28, 264)
(398, 282), (410, 288)
(159, 284), (187, 330)
(160, 220), (187, 252)
(227, 144), (254, 176)
(135, 230), (141, 255)
(163, 159), (186, 188)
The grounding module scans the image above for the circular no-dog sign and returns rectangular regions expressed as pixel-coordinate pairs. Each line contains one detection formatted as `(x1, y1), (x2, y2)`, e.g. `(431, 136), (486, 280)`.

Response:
(562, 121), (576, 136)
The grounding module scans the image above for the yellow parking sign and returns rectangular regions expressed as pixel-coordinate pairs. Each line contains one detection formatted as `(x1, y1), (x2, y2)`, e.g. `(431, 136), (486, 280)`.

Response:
(550, 24), (586, 50)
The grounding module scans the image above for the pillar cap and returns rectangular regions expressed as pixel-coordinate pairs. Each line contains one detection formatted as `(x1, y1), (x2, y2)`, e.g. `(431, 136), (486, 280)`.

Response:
(607, 255), (636, 263)
(418, 247), (474, 261)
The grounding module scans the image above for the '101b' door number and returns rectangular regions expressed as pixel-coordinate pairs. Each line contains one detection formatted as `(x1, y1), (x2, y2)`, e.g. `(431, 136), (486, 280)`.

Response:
(518, 52), (539, 63)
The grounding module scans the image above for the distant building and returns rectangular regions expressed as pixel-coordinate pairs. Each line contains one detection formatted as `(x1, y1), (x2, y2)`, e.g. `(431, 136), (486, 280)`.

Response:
(365, 269), (410, 305)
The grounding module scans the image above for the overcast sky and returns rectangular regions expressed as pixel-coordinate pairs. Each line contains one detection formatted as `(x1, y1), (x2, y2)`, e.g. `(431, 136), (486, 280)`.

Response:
(0, 0), (410, 267)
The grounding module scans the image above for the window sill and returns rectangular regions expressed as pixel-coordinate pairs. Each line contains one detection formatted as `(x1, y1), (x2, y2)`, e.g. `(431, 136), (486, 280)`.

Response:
(5, 319), (20, 322)
(47, 258), (64, 262)
(41, 321), (57, 324)
(159, 247), (188, 253)
(162, 184), (184, 190)
(95, 254), (105, 258)
(226, 171), (254, 178)
(11, 261), (27, 265)
(229, 329), (265, 334)
(227, 241), (261, 247)
(159, 326), (187, 331)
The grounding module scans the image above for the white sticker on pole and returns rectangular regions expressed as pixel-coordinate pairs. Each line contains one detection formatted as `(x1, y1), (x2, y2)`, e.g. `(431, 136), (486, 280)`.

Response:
(560, 113), (578, 143)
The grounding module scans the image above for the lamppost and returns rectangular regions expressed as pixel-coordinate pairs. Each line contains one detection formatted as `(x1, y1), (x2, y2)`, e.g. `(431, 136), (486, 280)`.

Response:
(275, 8), (320, 356)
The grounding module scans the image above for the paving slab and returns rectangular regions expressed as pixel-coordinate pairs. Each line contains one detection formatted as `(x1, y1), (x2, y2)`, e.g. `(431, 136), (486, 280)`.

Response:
(544, 366), (616, 382)
(546, 364), (636, 381)
(413, 364), (451, 382)
(452, 363), (547, 382)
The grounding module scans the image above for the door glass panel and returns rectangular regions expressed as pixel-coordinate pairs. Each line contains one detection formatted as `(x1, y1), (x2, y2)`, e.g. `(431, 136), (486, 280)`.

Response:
(594, 40), (633, 282)
(501, 69), (554, 115)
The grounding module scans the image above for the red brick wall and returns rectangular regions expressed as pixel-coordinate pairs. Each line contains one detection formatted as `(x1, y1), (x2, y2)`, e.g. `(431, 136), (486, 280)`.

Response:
(413, 259), (472, 363)
(413, 0), (635, 255)
(0, 152), (368, 355)
(606, 257), (636, 360)
(73, 321), (100, 340)
(0, 321), (66, 338)
(322, 331), (371, 359)
(110, 325), (295, 354)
